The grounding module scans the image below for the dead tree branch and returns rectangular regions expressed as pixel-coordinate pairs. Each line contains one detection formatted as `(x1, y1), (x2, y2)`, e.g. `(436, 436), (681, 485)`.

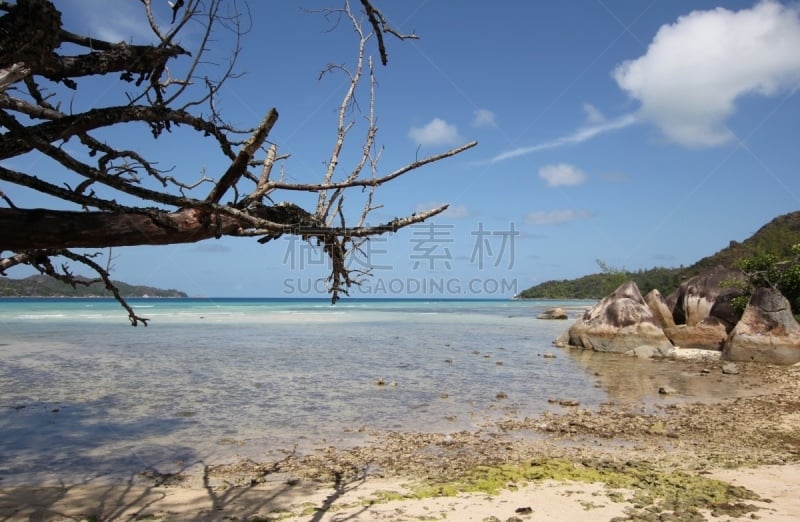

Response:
(0, 0), (476, 320)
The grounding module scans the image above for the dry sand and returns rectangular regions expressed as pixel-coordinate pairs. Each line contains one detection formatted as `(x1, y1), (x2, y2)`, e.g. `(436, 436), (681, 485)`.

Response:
(2, 357), (799, 521)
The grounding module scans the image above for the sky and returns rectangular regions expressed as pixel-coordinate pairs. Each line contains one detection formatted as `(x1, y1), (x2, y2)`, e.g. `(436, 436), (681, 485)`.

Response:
(8, 0), (800, 298)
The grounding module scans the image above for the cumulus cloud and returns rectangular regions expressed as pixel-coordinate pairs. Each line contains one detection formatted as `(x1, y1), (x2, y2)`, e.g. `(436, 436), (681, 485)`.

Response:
(524, 209), (591, 226)
(538, 163), (587, 187)
(408, 118), (463, 146)
(613, 0), (800, 147)
(471, 108), (498, 128)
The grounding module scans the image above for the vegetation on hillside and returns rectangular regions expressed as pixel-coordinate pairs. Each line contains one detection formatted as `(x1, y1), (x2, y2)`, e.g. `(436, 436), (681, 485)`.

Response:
(518, 265), (683, 300)
(518, 211), (800, 299)
(722, 244), (800, 316)
(0, 275), (187, 298)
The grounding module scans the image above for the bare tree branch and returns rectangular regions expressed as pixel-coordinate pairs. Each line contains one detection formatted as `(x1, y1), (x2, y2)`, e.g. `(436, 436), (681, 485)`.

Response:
(0, 0), (477, 320)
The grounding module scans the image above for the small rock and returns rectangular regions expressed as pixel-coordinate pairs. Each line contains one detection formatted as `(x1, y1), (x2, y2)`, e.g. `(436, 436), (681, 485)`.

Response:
(444, 358), (453, 363)
(700, 368), (711, 375)
(543, 353), (556, 359)
(658, 385), (679, 395)
(549, 398), (580, 407)
(496, 392), (508, 400)
(375, 378), (385, 386)
(722, 363), (740, 375)
(515, 506), (533, 515)
(537, 307), (568, 320)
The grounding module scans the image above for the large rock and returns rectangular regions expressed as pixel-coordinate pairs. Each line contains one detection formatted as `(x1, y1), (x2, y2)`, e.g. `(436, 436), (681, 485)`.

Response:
(722, 287), (800, 364)
(664, 317), (728, 350)
(667, 266), (744, 329)
(567, 281), (675, 357)
(644, 289), (676, 329)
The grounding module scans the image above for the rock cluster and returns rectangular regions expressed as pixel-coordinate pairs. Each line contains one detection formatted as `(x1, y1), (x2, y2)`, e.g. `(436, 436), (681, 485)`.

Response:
(558, 267), (800, 365)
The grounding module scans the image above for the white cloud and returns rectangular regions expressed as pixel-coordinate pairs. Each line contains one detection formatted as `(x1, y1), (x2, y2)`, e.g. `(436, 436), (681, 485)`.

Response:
(490, 113), (637, 162)
(442, 205), (472, 219)
(524, 209), (591, 226)
(471, 109), (498, 128)
(583, 103), (605, 124)
(613, 0), (800, 147)
(538, 163), (587, 187)
(408, 118), (463, 147)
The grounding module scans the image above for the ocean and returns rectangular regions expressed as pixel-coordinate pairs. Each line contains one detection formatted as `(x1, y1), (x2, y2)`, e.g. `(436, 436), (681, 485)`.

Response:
(0, 297), (734, 485)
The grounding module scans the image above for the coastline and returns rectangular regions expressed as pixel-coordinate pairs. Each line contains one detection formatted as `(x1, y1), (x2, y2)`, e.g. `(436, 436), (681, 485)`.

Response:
(2, 358), (798, 521)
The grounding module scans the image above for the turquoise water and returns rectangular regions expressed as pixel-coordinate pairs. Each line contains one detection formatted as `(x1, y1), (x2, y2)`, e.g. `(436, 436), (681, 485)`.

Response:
(0, 297), (739, 485)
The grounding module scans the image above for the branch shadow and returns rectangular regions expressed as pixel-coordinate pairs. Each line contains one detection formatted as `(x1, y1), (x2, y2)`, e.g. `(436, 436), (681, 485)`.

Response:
(1, 397), (382, 520)
(186, 458), (373, 522)
(308, 470), (370, 522)
(0, 395), (198, 520)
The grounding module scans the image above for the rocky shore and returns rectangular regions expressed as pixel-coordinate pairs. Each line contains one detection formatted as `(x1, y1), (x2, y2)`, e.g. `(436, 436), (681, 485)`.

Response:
(3, 359), (798, 521)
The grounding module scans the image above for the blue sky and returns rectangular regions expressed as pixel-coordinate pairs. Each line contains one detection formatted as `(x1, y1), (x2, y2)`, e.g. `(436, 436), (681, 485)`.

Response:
(11, 0), (800, 298)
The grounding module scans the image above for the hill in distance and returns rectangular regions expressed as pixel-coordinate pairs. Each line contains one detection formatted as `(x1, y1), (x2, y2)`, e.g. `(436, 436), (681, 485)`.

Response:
(0, 274), (187, 298)
(518, 211), (800, 300)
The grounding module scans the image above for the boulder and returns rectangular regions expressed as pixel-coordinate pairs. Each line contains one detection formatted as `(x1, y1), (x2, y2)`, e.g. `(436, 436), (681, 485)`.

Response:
(537, 307), (568, 320)
(722, 287), (800, 365)
(644, 289), (676, 329)
(664, 317), (728, 350)
(667, 266), (744, 328)
(567, 281), (675, 357)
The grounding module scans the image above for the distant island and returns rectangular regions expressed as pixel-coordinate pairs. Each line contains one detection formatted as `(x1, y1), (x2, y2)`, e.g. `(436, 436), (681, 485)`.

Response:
(0, 275), (187, 298)
(518, 210), (800, 300)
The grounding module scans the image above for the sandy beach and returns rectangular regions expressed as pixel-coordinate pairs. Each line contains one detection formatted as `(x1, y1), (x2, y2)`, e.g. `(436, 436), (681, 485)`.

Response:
(3, 466), (800, 521)
(2, 355), (799, 521)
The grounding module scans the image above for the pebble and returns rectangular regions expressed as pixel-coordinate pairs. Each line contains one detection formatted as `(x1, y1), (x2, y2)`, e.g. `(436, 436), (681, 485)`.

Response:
(722, 363), (741, 375)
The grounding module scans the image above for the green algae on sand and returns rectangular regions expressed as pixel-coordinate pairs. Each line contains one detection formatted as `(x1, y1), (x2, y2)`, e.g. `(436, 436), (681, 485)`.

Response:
(407, 458), (761, 520)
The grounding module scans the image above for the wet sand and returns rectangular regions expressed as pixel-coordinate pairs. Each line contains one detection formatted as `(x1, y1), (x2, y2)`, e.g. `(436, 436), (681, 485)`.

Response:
(2, 353), (799, 521)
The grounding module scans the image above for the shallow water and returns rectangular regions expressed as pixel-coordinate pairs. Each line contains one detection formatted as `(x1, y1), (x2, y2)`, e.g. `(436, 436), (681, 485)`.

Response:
(0, 298), (759, 485)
